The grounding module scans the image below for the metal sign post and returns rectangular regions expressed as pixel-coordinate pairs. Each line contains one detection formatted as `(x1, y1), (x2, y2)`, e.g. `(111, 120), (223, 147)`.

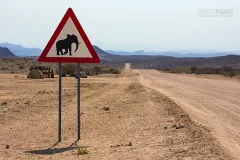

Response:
(38, 8), (100, 142)
(77, 63), (81, 140)
(58, 62), (62, 142)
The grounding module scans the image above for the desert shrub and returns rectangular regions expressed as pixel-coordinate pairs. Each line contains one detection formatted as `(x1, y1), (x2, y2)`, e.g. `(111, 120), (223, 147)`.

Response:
(31, 63), (37, 67)
(55, 64), (83, 75)
(62, 64), (77, 75)
(79, 66), (84, 71)
(38, 90), (53, 94)
(191, 66), (197, 73)
(1, 101), (7, 106)
(163, 67), (191, 74)
(109, 68), (121, 74)
(201, 66), (240, 77)
(92, 66), (102, 75)
(24, 100), (30, 105)
(228, 71), (235, 77)
(58, 64), (85, 75)
(77, 148), (89, 155)
(38, 89), (47, 94)
(1, 67), (9, 70)
(193, 69), (201, 75)
(80, 73), (88, 78)
(70, 72), (76, 77)
(166, 66), (240, 77)
(84, 67), (91, 76)
(55, 67), (59, 75)
(19, 65), (25, 69)
(56, 64), (120, 76)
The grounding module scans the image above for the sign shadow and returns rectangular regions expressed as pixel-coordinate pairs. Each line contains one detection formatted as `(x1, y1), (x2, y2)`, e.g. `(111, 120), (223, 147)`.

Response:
(25, 140), (88, 155)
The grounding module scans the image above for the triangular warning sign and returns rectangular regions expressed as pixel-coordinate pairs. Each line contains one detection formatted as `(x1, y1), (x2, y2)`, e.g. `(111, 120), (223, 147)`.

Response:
(38, 8), (100, 63)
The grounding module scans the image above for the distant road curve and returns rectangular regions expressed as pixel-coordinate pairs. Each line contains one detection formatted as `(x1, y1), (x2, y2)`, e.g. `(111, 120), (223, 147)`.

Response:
(125, 63), (131, 70)
(134, 69), (240, 159)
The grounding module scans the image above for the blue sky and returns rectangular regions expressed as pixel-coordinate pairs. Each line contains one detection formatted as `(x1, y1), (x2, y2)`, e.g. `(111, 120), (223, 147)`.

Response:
(0, 0), (239, 52)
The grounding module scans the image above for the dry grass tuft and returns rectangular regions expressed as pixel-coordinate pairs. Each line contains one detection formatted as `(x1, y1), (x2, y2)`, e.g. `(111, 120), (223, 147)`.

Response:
(1, 101), (7, 106)
(77, 148), (89, 155)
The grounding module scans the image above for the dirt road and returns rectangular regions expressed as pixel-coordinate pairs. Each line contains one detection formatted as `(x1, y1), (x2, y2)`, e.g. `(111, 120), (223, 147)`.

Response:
(0, 72), (233, 159)
(135, 69), (240, 159)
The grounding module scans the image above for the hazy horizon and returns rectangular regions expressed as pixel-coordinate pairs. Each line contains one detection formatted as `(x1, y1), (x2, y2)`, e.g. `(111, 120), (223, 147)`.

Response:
(1, 0), (240, 53)
(1, 42), (240, 56)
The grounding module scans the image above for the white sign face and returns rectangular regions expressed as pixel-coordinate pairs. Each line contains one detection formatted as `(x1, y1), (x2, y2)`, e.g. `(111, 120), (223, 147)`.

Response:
(46, 18), (93, 58)
(38, 8), (100, 63)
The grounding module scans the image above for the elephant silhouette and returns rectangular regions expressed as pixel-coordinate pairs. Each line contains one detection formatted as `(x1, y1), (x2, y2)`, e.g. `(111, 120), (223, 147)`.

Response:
(56, 34), (80, 56)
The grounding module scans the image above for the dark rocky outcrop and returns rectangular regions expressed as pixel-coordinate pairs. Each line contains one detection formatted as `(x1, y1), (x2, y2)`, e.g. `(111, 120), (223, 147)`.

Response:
(0, 47), (16, 58)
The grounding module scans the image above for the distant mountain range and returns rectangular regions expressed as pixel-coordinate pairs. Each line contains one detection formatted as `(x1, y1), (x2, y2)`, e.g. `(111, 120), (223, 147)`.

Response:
(0, 42), (42, 57)
(93, 45), (122, 61)
(106, 50), (240, 58)
(1, 42), (239, 58)
(0, 42), (240, 69)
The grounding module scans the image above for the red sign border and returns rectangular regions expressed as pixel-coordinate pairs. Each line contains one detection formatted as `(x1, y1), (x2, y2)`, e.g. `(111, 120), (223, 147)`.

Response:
(38, 8), (100, 63)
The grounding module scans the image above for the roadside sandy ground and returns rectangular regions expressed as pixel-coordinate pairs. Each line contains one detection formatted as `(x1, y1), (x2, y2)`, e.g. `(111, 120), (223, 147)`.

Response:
(0, 72), (233, 159)
(135, 69), (240, 159)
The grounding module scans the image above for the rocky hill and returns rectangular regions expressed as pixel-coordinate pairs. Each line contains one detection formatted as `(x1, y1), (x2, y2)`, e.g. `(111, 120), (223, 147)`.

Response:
(0, 43), (41, 57)
(93, 45), (122, 61)
(0, 47), (16, 58)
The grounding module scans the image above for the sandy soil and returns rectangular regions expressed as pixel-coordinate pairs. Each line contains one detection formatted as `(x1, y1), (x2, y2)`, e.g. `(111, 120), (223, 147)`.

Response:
(0, 71), (233, 159)
(135, 69), (240, 159)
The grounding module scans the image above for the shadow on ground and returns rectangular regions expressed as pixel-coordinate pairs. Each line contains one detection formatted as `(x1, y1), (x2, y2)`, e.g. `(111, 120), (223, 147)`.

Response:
(25, 140), (88, 155)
